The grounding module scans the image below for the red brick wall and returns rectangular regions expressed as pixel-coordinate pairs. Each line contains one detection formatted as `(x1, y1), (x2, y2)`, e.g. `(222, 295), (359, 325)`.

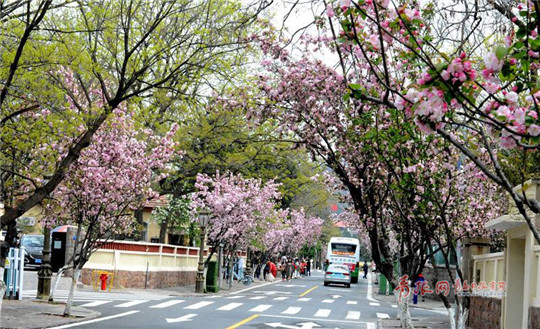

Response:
(81, 269), (196, 289)
(468, 296), (501, 329)
(530, 307), (540, 329)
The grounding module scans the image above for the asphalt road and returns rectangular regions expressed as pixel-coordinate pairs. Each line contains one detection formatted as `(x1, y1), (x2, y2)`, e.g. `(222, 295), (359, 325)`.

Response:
(45, 271), (442, 329)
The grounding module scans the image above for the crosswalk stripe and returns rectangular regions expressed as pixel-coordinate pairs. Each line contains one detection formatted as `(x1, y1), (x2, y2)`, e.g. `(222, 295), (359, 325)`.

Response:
(226, 296), (244, 299)
(369, 302), (380, 306)
(79, 300), (112, 307)
(184, 301), (214, 310)
(249, 304), (272, 312)
(249, 296), (265, 300)
(297, 298), (311, 302)
(346, 311), (361, 320)
(377, 313), (390, 319)
(314, 309), (331, 317)
(322, 299), (334, 303)
(150, 300), (185, 309)
(217, 302), (243, 311)
(346, 301), (357, 305)
(115, 300), (148, 308)
(273, 297), (288, 301)
(281, 307), (301, 315)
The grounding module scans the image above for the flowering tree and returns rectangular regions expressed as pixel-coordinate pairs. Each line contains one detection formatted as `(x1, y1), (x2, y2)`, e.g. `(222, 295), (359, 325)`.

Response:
(44, 110), (177, 316)
(245, 26), (505, 327)
(191, 172), (282, 252)
(323, 0), (540, 245)
(260, 208), (323, 257)
(190, 171), (323, 261)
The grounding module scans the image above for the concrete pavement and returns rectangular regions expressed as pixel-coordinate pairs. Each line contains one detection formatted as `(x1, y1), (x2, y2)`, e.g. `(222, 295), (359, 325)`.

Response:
(1, 268), (277, 329)
(370, 276), (451, 329)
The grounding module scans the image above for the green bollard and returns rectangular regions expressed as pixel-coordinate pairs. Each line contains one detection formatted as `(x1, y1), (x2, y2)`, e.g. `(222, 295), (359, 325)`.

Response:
(379, 273), (387, 294)
(206, 261), (219, 293)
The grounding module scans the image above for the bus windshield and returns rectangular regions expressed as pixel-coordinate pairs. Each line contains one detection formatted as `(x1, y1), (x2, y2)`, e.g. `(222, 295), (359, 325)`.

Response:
(330, 243), (356, 256)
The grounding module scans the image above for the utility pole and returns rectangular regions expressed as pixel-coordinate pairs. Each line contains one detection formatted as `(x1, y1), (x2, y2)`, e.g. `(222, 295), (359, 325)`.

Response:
(37, 226), (52, 300)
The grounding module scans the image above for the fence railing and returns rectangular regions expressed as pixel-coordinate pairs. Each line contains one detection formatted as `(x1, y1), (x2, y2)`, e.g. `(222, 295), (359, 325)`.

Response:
(472, 252), (504, 296)
(4, 247), (25, 300)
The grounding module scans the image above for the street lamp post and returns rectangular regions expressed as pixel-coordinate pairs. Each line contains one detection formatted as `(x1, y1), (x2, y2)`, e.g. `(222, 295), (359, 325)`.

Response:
(37, 226), (52, 300)
(195, 211), (210, 293)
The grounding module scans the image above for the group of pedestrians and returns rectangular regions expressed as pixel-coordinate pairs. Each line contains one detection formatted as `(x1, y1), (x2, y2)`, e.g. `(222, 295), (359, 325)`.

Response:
(253, 256), (312, 282)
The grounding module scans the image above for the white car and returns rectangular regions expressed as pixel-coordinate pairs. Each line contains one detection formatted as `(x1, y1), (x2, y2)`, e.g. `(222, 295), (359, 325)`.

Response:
(324, 264), (351, 288)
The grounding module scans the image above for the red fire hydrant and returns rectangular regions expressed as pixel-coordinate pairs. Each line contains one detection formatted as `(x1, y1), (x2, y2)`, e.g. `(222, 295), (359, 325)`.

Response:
(99, 273), (108, 291)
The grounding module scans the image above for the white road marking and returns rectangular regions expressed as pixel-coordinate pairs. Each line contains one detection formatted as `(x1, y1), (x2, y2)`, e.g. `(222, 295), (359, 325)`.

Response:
(150, 300), (185, 308)
(48, 310), (139, 329)
(184, 301), (214, 309)
(346, 311), (361, 320)
(297, 298), (311, 302)
(346, 301), (357, 305)
(391, 305), (397, 308)
(260, 314), (371, 325)
(322, 299), (334, 304)
(226, 295), (244, 299)
(377, 313), (390, 319)
(217, 302), (243, 311)
(367, 323), (376, 329)
(314, 309), (331, 317)
(281, 307), (301, 315)
(250, 296), (266, 300)
(369, 302), (380, 306)
(367, 274), (377, 302)
(79, 300), (112, 307)
(229, 280), (281, 295)
(165, 313), (197, 323)
(274, 296), (289, 301)
(250, 304), (272, 312)
(114, 300), (148, 308)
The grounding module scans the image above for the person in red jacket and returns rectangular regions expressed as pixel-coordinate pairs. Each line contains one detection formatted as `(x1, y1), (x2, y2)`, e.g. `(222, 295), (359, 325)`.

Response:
(267, 260), (277, 281)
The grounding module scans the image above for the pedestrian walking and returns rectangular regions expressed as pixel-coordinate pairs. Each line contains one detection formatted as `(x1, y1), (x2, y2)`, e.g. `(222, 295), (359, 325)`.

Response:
(267, 260), (277, 281)
(362, 261), (369, 279)
(286, 259), (294, 281)
(306, 259), (311, 276)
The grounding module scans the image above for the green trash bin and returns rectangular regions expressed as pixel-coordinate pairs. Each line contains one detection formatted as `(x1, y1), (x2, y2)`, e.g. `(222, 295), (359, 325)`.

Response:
(379, 273), (387, 294)
(378, 274), (395, 295)
(206, 261), (219, 293)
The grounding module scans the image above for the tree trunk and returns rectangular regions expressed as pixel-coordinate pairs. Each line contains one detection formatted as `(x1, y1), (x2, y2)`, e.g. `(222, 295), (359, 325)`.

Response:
(395, 290), (415, 329)
(63, 267), (80, 317)
(49, 266), (69, 302)
(159, 218), (168, 243)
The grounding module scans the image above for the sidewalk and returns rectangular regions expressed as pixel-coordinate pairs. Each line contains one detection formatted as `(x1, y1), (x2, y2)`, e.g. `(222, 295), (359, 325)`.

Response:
(372, 284), (451, 329)
(1, 299), (100, 329)
(1, 270), (278, 329)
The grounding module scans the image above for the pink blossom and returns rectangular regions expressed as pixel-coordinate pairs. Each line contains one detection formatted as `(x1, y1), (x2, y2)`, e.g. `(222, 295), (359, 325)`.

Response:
(529, 50), (540, 58)
(496, 106), (511, 119)
(528, 124), (540, 136)
(340, 0), (351, 11)
(484, 53), (503, 71)
(326, 4), (335, 17)
(506, 91), (518, 105)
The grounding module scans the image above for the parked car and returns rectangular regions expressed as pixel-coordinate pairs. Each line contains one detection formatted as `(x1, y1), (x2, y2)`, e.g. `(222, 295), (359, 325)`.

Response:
(19, 234), (44, 268)
(324, 263), (351, 288)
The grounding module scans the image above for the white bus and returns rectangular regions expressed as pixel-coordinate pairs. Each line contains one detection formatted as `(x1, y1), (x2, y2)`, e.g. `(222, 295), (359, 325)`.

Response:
(326, 237), (361, 283)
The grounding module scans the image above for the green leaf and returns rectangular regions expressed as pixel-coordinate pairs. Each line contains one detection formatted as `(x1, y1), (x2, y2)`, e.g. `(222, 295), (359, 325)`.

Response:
(495, 46), (508, 60)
